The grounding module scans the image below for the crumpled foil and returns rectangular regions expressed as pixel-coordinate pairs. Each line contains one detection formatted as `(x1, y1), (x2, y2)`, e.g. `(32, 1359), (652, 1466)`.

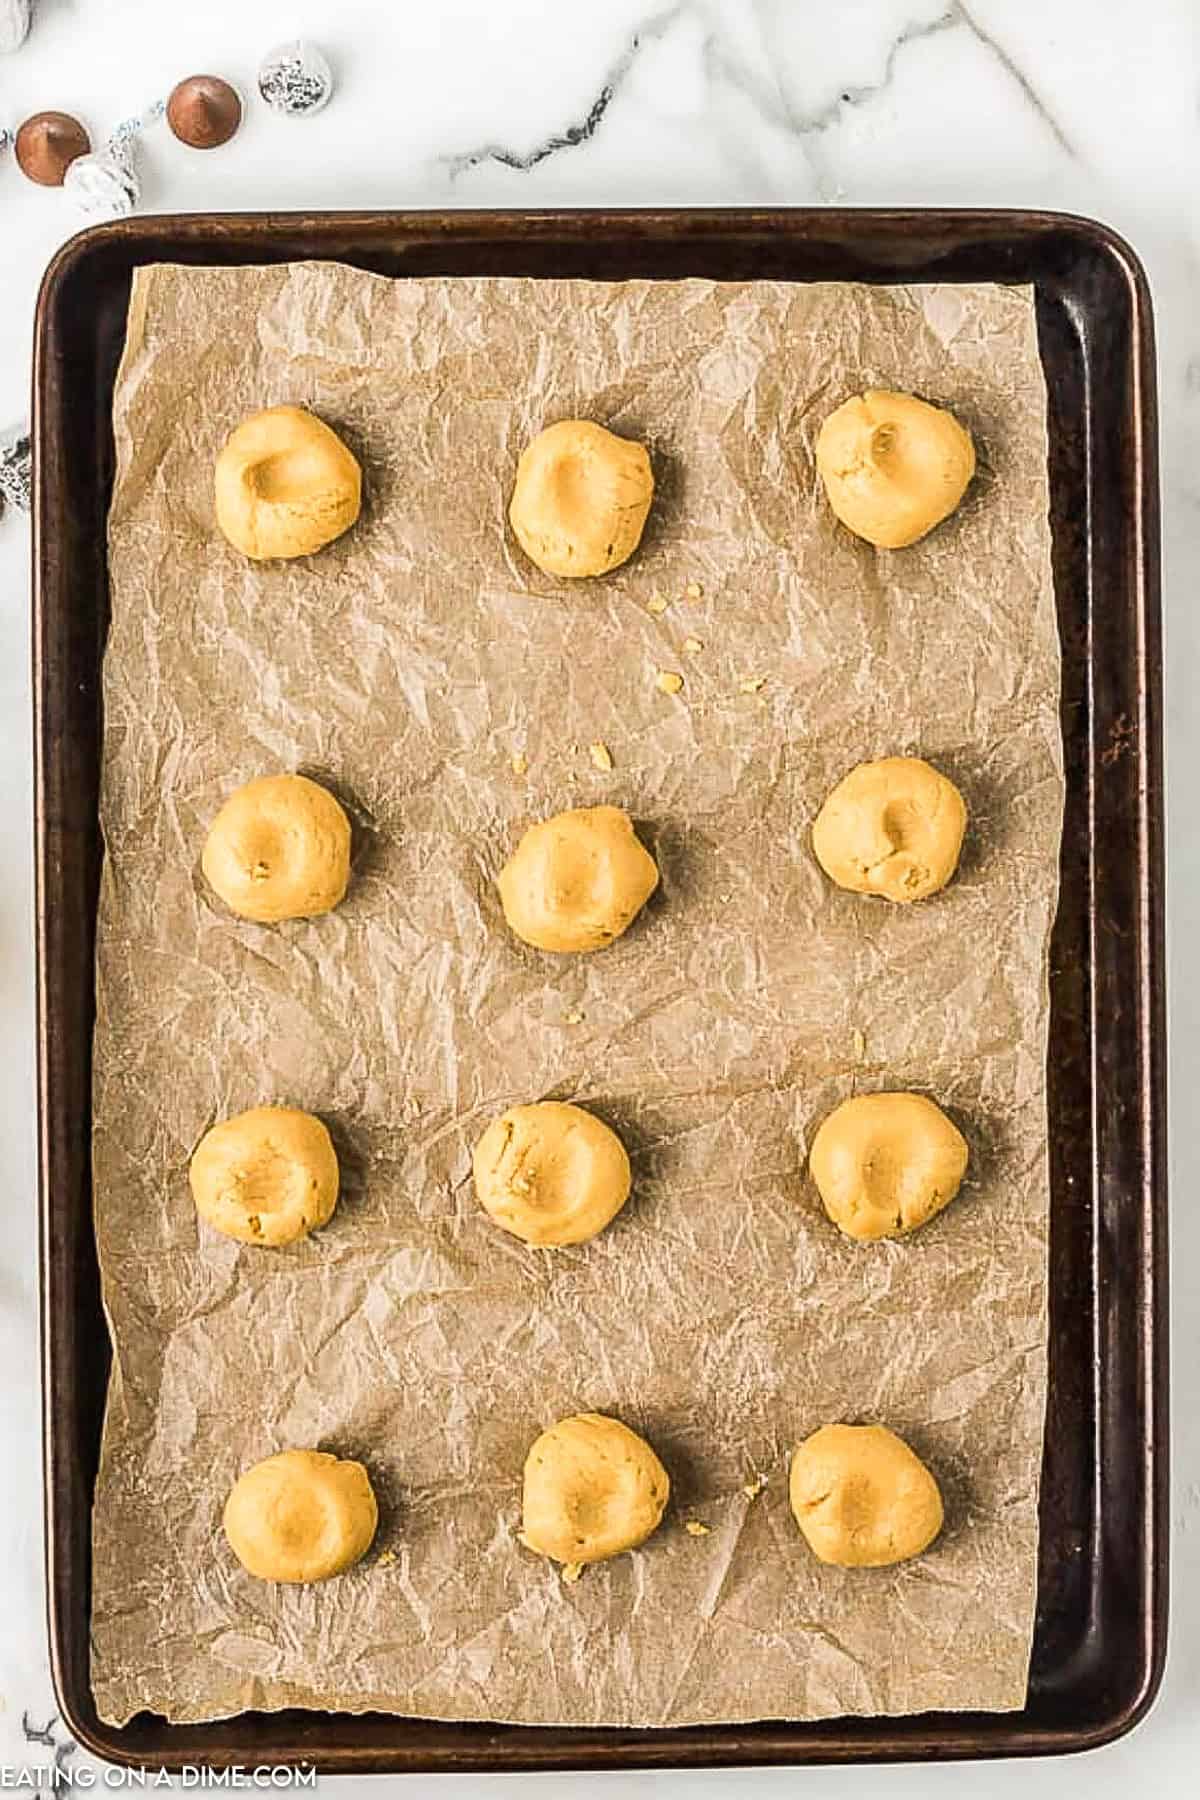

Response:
(257, 40), (333, 116)
(63, 145), (138, 220)
(91, 261), (1062, 1729)
(0, 424), (31, 513)
(0, 0), (32, 56)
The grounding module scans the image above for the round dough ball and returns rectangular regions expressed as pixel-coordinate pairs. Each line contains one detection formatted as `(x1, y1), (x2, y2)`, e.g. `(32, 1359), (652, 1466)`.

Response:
(789, 1423), (943, 1567)
(223, 1449), (377, 1582)
(521, 1413), (669, 1564)
(815, 390), (975, 549)
(202, 773), (352, 923)
(498, 804), (659, 954)
(473, 1100), (631, 1247)
(509, 420), (654, 578)
(812, 756), (966, 904)
(190, 1104), (339, 1247)
(214, 404), (361, 560)
(809, 1091), (968, 1242)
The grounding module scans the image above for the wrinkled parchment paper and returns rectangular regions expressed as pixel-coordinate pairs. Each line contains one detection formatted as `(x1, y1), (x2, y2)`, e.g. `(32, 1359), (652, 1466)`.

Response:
(92, 263), (1061, 1728)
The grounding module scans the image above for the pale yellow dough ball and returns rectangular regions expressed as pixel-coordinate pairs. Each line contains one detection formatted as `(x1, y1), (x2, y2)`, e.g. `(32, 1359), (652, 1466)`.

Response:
(812, 756), (966, 904)
(521, 1413), (669, 1564)
(815, 390), (975, 549)
(190, 1104), (339, 1247)
(223, 1449), (378, 1583)
(473, 1100), (631, 1247)
(202, 773), (352, 923)
(214, 404), (361, 561)
(789, 1423), (944, 1567)
(808, 1091), (968, 1242)
(498, 804), (659, 954)
(509, 420), (654, 578)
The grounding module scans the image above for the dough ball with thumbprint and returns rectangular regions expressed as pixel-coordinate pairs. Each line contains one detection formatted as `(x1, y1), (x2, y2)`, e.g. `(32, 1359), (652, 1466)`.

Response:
(808, 1090), (968, 1242)
(521, 1413), (669, 1564)
(223, 1449), (377, 1582)
(497, 804), (659, 953)
(509, 420), (654, 578)
(202, 772), (351, 923)
(190, 1104), (339, 1247)
(214, 404), (361, 560)
(815, 390), (974, 549)
(473, 1100), (631, 1247)
(789, 1423), (943, 1567)
(812, 756), (966, 904)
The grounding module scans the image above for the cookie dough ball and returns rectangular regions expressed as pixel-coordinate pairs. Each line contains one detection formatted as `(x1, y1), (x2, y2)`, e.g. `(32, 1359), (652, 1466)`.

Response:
(190, 1104), (339, 1247)
(473, 1101), (631, 1247)
(202, 773), (351, 923)
(521, 1413), (669, 1564)
(498, 804), (659, 954)
(509, 420), (654, 578)
(809, 1092), (968, 1242)
(214, 404), (361, 560)
(816, 390), (975, 549)
(223, 1449), (377, 1582)
(812, 756), (966, 904)
(789, 1424), (943, 1567)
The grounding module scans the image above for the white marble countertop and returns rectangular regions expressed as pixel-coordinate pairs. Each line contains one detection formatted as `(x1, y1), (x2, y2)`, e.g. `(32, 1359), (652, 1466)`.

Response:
(0, 0), (1195, 1792)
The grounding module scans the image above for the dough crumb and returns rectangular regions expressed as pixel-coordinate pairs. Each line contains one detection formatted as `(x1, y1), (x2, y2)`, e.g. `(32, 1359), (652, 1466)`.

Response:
(739, 676), (766, 694)
(376, 1549), (397, 1568)
(647, 593), (669, 615)
(562, 1561), (585, 1584)
(589, 741), (614, 772)
(564, 1010), (585, 1024)
(656, 669), (684, 694)
(743, 1474), (768, 1499)
(510, 751), (529, 776)
(682, 636), (704, 653)
(685, 581), (703, 599)
(684, 1520), (711, 1537)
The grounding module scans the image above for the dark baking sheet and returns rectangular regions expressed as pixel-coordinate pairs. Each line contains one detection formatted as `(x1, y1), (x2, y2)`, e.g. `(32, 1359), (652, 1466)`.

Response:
(32, 209), (1166, 1771)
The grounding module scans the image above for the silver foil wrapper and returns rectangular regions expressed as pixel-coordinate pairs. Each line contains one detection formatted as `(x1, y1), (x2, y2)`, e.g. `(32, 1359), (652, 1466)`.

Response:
(0, 425), (31, 515)
(257, 39), (333, 116)
(0, 0), (32, 55)
(64, 146), (138, 220)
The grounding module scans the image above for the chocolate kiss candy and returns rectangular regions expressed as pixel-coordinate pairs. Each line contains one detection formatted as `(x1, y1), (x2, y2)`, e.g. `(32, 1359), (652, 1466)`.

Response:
(166, 75), (242, 149)
(15, 111), (90, 185)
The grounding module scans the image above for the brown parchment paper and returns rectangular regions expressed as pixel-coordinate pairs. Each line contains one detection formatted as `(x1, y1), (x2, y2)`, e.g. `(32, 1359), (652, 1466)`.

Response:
(91, 262), (1062, 1729)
